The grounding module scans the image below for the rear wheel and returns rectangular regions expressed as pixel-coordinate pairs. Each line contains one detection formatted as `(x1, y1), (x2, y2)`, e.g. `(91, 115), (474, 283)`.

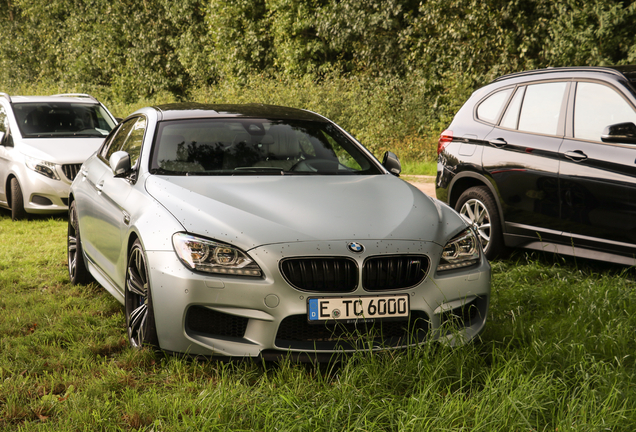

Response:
(67, 201), (93, 284)
(455, 186), (505, 259)
(125, 239), (159, 349)
(10, 178), (27, 221)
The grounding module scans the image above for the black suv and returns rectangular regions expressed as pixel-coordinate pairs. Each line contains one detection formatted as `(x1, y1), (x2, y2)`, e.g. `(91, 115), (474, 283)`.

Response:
(436, 66), (636, 264)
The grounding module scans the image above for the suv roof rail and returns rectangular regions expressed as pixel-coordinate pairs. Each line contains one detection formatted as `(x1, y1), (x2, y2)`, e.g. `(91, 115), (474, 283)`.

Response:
(52, 93), (98, 103)
(493, 66), (626, 83)
(0, 92), (11, 103)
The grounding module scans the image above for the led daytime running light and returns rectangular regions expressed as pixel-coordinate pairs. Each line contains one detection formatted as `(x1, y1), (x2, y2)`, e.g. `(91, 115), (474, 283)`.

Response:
(25, 156), (59, 180)
(437, 228), (480, 272)
(172, 233), (262, 277)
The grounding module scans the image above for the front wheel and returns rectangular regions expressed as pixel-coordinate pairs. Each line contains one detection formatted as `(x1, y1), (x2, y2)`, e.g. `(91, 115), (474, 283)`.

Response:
(67, 201), (93, 284)
(10, 178), (27, 221)
(455, 186), (505, 260)
(125, 239), (159, 349)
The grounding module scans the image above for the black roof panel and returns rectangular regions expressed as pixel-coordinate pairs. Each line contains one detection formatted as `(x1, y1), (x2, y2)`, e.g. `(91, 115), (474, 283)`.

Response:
(154, 103), (325, 122)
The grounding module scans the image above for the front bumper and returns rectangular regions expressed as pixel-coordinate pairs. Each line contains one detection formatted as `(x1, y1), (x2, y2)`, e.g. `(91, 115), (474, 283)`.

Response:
(147, 240), (491, 357)
(16, 166), (74, 214)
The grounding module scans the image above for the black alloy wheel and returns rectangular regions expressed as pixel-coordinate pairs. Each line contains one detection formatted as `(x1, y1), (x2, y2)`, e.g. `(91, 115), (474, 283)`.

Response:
(455, 186), (505, 260)
(10, 178), (27, 221)
(67, 201), (93, 284)
(125, 239), (159, 349)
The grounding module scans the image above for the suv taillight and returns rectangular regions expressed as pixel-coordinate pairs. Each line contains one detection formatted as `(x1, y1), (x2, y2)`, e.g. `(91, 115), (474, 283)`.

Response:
(437, 130), (453, 155)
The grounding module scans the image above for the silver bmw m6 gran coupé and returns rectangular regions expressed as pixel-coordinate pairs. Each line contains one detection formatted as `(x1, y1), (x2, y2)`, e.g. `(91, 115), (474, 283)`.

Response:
(67, 103), (490, 359)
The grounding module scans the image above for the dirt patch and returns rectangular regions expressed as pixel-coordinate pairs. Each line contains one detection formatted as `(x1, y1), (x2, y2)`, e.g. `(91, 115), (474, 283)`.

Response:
(404, 175), (435, 197)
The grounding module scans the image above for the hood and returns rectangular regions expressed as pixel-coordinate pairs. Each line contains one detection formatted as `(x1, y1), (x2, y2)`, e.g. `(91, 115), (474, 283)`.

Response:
(17, 137), (105, 164)
(145, 174), (466, 251)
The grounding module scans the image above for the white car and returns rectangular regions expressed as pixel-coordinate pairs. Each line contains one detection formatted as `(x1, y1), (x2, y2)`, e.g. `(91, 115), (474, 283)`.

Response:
(68, 103), (491, 360)
(0, 93), (117, 220)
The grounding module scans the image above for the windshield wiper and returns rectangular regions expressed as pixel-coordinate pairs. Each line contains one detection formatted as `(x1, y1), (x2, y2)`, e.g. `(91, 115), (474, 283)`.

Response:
(23, 132), (105, 138)
(149, 167), (185, 175)
(231, 167), (285, 175)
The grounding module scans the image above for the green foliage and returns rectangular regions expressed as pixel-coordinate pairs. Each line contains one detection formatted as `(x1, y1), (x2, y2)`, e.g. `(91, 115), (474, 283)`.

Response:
(206, 0), (272, 81)
(1, 0), (636, 165)
(266, 0), (330, 76)
(545, 0), (636, 65)
(3, 0), (635, 94)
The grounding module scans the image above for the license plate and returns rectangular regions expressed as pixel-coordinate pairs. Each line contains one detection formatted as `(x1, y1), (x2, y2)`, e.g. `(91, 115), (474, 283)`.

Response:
(307, 294), (409, 323)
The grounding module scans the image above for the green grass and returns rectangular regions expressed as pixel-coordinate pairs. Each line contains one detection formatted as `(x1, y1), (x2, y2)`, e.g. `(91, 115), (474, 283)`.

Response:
(1, 211), (636, 430)
(400, 160), (436, 176)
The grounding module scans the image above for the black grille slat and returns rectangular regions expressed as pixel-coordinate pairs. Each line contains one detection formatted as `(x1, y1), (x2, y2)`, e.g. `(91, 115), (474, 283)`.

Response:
(280, 258), (358, 292)
(281, 255), (429, 293)
(185, 306), (249, 339)
(62, 164), (82, 181)
(363, 256), (429, 291)
(275, 311), (430, 351)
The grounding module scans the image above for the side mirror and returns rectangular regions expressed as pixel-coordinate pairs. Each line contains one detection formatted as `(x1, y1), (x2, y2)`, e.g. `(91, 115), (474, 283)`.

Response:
(382, 151), (401, 176)
(601, 122), (636, 144)
(109, 151), (131, 176)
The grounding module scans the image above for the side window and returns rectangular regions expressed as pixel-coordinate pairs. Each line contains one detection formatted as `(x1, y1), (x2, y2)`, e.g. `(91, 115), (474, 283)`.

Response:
(574, 82), (636, 141)
(517, 82), (567, 136)
(500, 86), (526, 129)
(100, 118), (136, 162)
(0, 105), (14, 147)
(0, 105), (7, 134)
(476, 88), (513, 124)
(120, 117), (146, 167)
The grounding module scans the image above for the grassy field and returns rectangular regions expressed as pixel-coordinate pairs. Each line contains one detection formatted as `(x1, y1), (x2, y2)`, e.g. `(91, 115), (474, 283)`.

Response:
(1, 211), (636, 431)
(399, 160), (436, 176)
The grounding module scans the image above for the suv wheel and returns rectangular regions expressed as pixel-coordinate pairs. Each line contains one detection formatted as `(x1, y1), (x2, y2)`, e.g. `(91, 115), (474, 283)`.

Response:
(455, 186), (505, 259)
(10, 178), (28, 221)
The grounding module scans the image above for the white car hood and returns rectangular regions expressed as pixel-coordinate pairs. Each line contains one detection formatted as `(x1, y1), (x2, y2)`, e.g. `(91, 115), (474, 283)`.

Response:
(145, 174), (466, 250)
(19, 137), (105, 164)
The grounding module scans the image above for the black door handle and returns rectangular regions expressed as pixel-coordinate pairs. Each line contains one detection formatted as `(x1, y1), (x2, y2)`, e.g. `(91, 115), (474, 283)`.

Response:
(564, 150), (588, 162)
(489, 138), (507, 148)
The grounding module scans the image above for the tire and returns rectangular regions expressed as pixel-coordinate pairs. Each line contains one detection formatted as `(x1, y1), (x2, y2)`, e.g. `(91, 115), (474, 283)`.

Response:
(125, 239), (159, 349)
(67, 201), (93, 285)
(455, 186), (505, 260)
(10, 178), (27, 221)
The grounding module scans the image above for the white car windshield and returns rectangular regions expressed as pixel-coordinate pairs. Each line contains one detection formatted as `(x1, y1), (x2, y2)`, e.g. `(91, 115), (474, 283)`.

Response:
(149, 118), (382, 175)
(13, 102), (116, 138)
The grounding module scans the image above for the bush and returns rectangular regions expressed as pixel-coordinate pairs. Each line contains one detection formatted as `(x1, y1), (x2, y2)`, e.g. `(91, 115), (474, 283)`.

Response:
(1, 0), (635, 163)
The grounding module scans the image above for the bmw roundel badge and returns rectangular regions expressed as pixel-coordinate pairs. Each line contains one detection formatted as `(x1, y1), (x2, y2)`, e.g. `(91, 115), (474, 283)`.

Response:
(347, 242), (364, 253)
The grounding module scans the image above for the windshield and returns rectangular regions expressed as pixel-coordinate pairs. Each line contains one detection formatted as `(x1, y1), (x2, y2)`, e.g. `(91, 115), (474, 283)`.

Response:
(13, 102), (116, 138)
(149, 118), (382, 175)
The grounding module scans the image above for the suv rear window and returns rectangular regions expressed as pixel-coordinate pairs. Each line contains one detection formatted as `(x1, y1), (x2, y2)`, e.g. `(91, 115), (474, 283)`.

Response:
(476, 88), (513, 124)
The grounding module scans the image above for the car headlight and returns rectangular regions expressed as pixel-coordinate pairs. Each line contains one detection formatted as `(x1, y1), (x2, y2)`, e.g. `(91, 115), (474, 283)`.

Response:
(437, 228), (480, 271)
(172, 233), (262, 277)
(25, 156), (60, 180)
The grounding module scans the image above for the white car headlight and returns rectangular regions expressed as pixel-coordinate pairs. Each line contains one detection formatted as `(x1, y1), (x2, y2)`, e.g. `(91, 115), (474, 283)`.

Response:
(437, 228), (481, 271)
(25, 155), (59, 180)
(172, 233), (262, 277)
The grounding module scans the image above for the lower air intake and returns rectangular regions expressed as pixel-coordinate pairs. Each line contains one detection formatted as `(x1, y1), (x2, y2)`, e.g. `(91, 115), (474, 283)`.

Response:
(185, 306), (249, 339)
